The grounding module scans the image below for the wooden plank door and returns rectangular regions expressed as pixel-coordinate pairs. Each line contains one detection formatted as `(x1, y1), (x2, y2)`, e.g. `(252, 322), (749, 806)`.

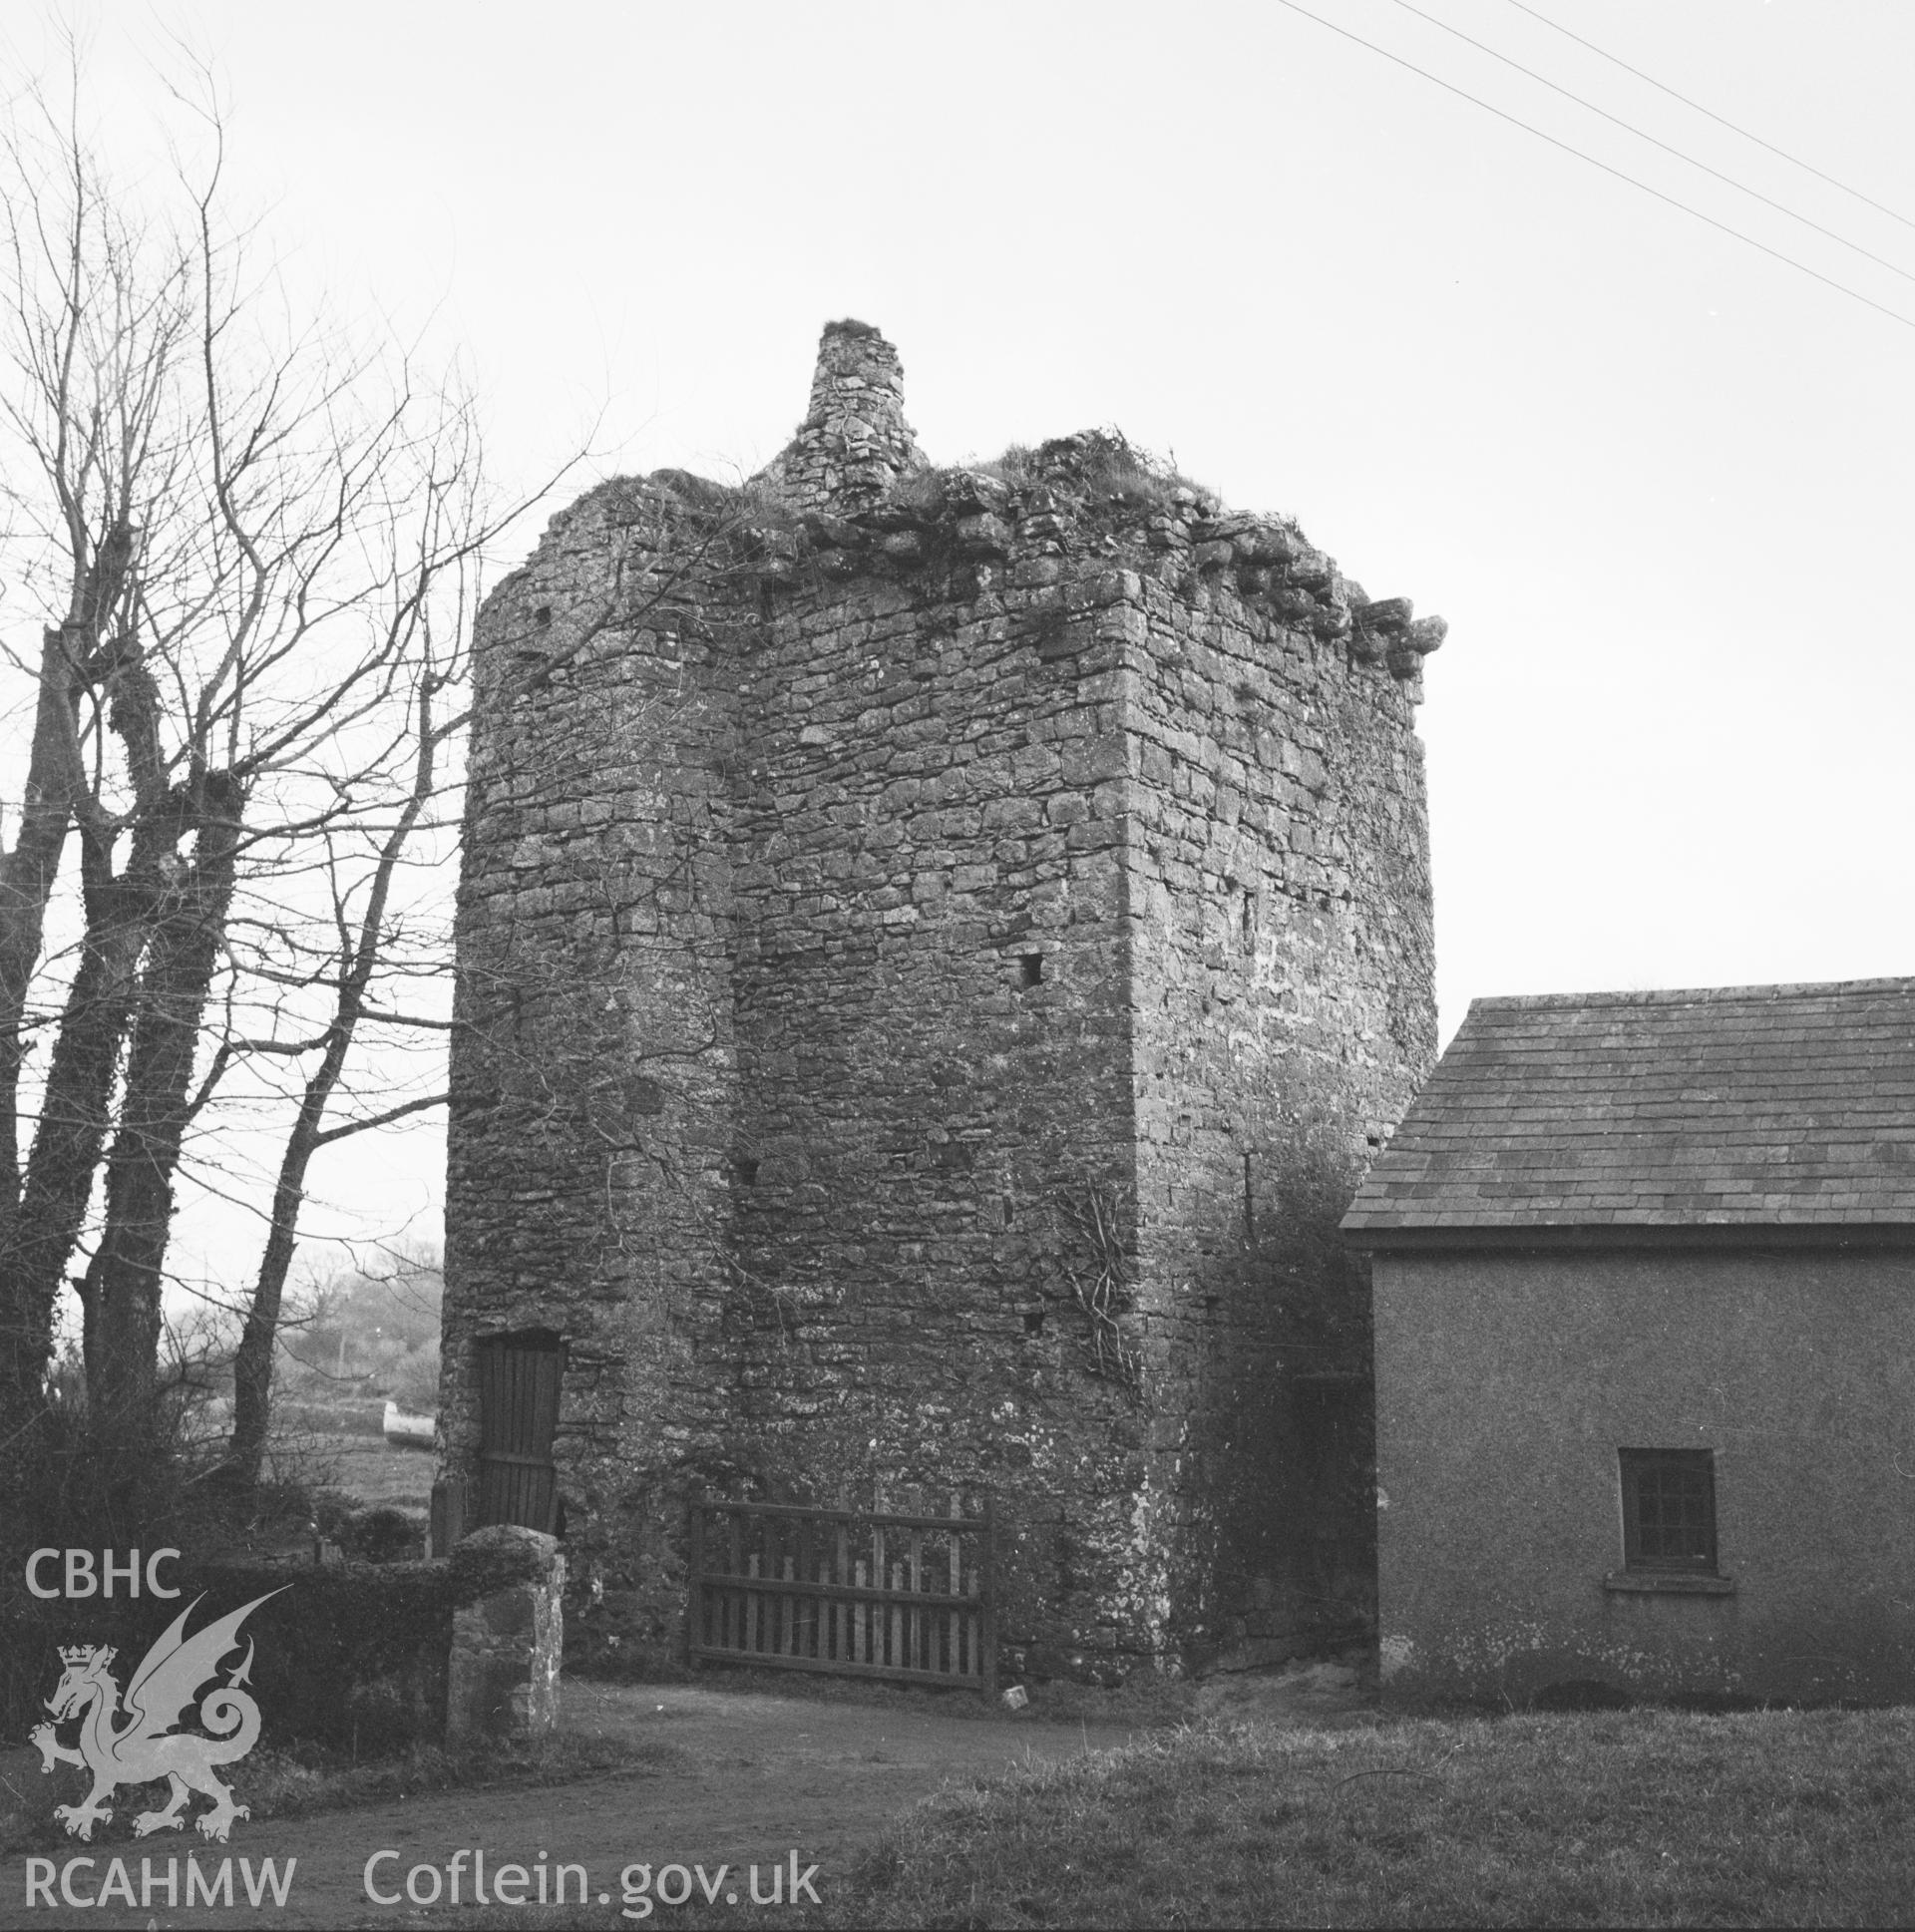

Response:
(475, 1331), (565, 1532)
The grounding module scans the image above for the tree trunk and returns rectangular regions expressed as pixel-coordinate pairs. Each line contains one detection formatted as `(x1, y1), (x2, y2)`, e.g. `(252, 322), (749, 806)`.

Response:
(0, 628), (89, 1194)
(82, 782), (242, 1445)
(0, 612), (82, 1435)
(1, 812), (184, 1421)
(225, 689), (443, 1490)
(225, 1032), (345, 1489)
(224, 1132), (309, 1491)
(0, 530), (140, 1432)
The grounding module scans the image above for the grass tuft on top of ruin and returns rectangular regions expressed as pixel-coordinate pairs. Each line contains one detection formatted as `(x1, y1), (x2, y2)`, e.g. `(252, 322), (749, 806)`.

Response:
(901, 428), (1222, 527)
(992, 430), (1216, 512)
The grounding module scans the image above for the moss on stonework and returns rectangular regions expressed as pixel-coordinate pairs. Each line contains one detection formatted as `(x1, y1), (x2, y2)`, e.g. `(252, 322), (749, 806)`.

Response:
(448, 1525), (558, 1604)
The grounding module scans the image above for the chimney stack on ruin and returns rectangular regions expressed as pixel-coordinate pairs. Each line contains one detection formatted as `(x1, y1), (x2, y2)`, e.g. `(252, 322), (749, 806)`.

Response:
(773, 318), (924, 512)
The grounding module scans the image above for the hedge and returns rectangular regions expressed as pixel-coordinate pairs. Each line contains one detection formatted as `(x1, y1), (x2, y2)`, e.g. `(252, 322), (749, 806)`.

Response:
(5, 1557), (456, 1754)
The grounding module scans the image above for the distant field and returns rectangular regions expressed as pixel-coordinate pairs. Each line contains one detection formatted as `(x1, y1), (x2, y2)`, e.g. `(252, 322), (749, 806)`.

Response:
(323, 1435), (435, 1512)
(273, 1396), (385, 1437)
(264, 1392), (436, 1516)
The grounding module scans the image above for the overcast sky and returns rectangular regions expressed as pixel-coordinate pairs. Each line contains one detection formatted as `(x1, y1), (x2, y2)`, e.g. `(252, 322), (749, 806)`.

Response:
(17, 0), (1915, 1279)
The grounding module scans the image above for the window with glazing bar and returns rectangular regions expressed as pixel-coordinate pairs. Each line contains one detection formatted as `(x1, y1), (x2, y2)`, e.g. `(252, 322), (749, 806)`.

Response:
(1619, 1448), (1717, 1573)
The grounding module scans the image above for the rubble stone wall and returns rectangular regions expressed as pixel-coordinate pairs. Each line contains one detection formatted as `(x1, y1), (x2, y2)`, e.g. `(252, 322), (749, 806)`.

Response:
(722, 559), (1145, 1662)
(1118, 557), (1437, 1661)
(444, 321), (1441, 1676)
(446, 1527), (567, 1743)
(445, 479), (743, 1653)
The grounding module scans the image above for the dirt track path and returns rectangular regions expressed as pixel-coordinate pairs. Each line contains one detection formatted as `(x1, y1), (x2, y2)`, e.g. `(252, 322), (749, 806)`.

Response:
(1, 1680), (1148, 1929)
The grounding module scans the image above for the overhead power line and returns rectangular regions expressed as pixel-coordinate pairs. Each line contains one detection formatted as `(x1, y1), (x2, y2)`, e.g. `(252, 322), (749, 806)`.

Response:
(1387, 0), (1915, 286)
(1507, 0), (1915, 235)
(1271, 0), (1915, 334)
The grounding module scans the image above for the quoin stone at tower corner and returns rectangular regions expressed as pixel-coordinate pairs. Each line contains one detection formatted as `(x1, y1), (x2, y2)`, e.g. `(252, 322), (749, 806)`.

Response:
(440, 320), (1445, 1678)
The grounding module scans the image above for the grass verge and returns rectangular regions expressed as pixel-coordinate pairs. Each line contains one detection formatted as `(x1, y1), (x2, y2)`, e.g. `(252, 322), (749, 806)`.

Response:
(674, 1707), (1915, 1928)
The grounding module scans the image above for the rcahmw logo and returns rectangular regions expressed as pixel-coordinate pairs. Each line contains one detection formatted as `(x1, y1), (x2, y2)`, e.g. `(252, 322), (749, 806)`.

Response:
(29, 1589), (283, 1843)
(24, 1853), (296, 1911)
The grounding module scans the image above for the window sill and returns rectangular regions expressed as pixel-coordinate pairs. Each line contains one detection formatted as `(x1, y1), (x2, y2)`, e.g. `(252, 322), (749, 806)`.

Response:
(1603, 1570), (1735, 1597)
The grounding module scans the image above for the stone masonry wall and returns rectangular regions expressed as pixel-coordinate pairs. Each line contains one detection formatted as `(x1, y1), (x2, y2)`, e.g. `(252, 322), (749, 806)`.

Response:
(723, 550), (1149, 1667)
(1119, 548), (1438, 1662)
(445, 474), (744, 1655)
(446, 1527), (567, 1743)
(444, 322), (1441, 1676)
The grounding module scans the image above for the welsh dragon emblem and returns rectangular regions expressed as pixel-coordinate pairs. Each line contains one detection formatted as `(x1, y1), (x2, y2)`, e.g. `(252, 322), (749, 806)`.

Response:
(30, 1590), (282, 1843)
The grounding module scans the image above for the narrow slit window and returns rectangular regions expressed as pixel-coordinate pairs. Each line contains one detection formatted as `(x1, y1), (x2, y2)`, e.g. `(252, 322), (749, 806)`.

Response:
(1020, 954), (1043, 987)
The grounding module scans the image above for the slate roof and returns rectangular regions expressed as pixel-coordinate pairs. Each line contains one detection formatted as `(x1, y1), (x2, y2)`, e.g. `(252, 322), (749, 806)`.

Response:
(1342, 977), (1915, 1248)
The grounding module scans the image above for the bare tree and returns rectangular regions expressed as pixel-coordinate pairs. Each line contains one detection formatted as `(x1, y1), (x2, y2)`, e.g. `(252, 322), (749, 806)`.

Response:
(0, 58), (546, 1496)
(219, 607), (470, 1487)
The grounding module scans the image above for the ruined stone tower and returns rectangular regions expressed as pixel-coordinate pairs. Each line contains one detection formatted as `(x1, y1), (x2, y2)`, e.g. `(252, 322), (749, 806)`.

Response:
(442, 321), (1442, 1677)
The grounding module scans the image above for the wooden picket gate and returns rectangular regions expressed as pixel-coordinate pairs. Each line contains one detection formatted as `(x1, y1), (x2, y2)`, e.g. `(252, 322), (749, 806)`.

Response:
(687, 1497), (996, 1694)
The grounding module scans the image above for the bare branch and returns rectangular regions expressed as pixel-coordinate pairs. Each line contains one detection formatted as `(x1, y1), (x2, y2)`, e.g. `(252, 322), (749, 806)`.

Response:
(310, 1092), (450, 1146)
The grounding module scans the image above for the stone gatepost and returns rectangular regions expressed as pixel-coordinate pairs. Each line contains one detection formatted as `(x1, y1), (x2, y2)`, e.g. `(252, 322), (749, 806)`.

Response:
(446, 1525), (566, 1744)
